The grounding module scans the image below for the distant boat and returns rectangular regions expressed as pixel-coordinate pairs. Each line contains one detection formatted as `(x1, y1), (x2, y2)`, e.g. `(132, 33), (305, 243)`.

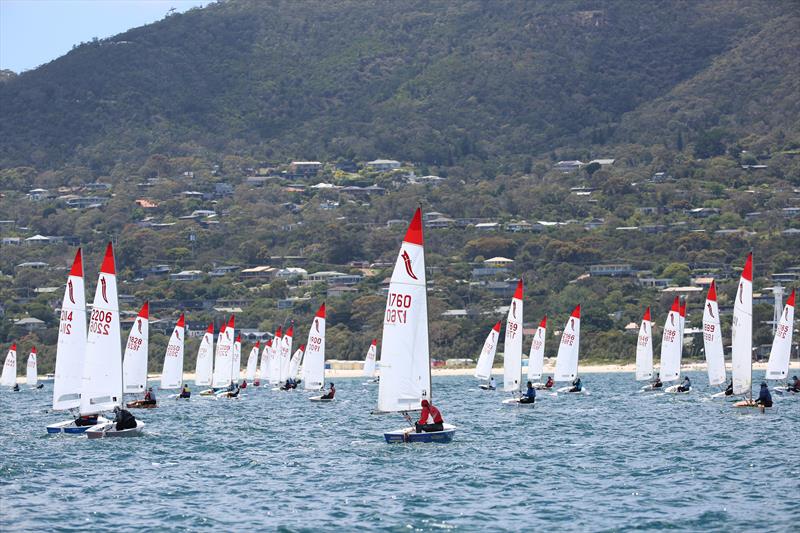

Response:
(703, 282), (727, 391)
(636, 308), (657, 392)
(554, 305), (586, 395)
(268, 327), (283, 386)
(245, 341), (260, 384)
(501, 280), (524, 404)
(195, 323), (215, 390)
(731, 253), (757, 408)
(279, 325), (294, 383)
(123, 303), (152, 408)
(288, 344), (305, 383)
(304, 303), (329, 397)
(160, 314), (186, 392)
(26, 347), (38, 388)
(475, 321), (501, 389)
(47, 249), (110, 434)
(211, 316), (235, 390)
(257, 338), (272, 386)
(82, 243), (144, 438)
(1, 343), (16, 387)
(659, 297), (686, 393)
(230, 334), (242, 384)
(362, 339), (379, 383)
(379, 209), (456, 443)
(527, 316), (547, 387)
(766, 288), (795, 393)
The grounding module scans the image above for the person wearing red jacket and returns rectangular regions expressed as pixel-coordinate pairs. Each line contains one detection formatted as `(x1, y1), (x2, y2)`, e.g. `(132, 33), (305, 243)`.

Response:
(415, 399), (444, 433)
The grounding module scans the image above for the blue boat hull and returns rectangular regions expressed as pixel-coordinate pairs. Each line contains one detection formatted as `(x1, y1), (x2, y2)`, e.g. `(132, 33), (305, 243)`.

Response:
(384, 424), (456, 444)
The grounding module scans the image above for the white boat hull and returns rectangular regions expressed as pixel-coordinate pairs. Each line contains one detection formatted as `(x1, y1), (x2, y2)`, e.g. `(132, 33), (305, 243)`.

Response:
(46, 415), (110, 434)
(665, 384), (691, 394)
(310, 395), (334, 402)
(502, 397), (535, 407)
(85, 420), (145, 439)
(556, 386), (589, 395)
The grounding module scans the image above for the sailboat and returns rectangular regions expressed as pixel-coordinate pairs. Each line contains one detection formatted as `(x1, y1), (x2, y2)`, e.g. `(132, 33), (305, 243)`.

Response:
(731, 253), (757, 408)
(766, 288), (795, 394)
(245, 340), (260, 385)
(83, 243), (144, 438)
(304, 303), (331, 400)
(215, 315), (239, 398)
(475, 321), (501, 390)
(195, 323), (215, 391)
(659, 297), (686, 393)
(27, 347), (41, 389)
(279, 325), (294, 385)
(200, 321), (226, 396)
(230, 333), (242, 385)
(362, 339), (379, 383)
(501, 280), (525, 405)
(288, 344), (305, 384)
(256, 338), (272, 386)
(635, 308), (655, 390)
(528, 316), (547, 388)
(703, 282), (728, 398)
(1, 343), (16, 387)
(47, 249), (110, 434)
(159, 314), (185, 395)
(554, 305), (585, 394)
(123, 303), (151, 408)
(268, 326), (283, 386)
(379, 208), (456, 443)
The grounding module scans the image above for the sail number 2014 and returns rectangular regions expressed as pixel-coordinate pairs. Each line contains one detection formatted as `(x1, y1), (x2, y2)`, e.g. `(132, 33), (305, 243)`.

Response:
(385, 292), (412, 324)
(89, 309), (113, 335)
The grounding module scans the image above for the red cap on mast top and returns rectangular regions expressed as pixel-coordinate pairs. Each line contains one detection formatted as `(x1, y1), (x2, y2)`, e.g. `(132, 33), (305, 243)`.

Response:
(679, 300), (686, 317)
(100, 242), (115, 275)
(539, 316), (547, 328)
(571, 305), (581, 319)
(255, 340), (260, 348)
(285, 325), (293, 337)
(643, 307), (650, 321)
(670, 296), (680, 312)
(176, 314), (185, 328)
(235, 334), (241, 342)
(371, 339), (377, 346)
(31, 346), (37, 353)
(69, 248), (83, 277)
(492, 321), (502, 332)
(787, 288), (795, 307)
(138, 302), (149, 318)
(513, 279), (523, 300)
(227, 315), (235, 328)
(316, 303), (326, 318)
(275, 326), (282, 338)
(741, 252), (753, 282)
(299, 344), (306, 351)
(9, 343), (16, 351)
(403, 208), (424, 245)
(707, 280), (717, 302)
(206, 323), (214, 334)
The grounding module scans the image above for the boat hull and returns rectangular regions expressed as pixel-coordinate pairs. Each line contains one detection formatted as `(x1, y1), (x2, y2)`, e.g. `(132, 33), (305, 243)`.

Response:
(198, 389), (217, 396)
(664, 384), (691, 394)
(384, 424), (457, 444)
(502, 398), (534, 407)
(85, 420), (145, 439)
(125, 400), (157, 409)
(310, 396), (334, 402)
(556, 386), (589, 395)
(479, 384), (496, 390)
(46, 416), (111, 434)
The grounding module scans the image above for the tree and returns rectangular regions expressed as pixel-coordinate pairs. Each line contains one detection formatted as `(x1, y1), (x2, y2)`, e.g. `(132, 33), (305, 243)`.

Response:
(585, 162), (601, 177)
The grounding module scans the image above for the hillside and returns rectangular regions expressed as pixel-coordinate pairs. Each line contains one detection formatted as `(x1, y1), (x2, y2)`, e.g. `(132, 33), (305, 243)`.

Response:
(1, 0), (798, 173)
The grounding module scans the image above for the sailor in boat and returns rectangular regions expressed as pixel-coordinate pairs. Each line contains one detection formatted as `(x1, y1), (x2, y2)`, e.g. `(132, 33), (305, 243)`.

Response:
(226, 380), (237, 392)
(35, 383), (44, 389)
(281, 378), (298, 390)
(724, 380), (734, 396)
(755, 382), (773, 407)
(240, 380), (247, 389)
(179, 384), (191, 398)
(113, 406), (137, 431)
(677, 376), (691, 392)
(519, 381), (536, 404)
(568, 377), (583, 393)
(544, 376), (554, 389)
(415, 399), (444, 433)
(788, 376), (800, 393)
(142, 387), (157, 406)
(489, 377), (496, 390)
(12, 383), (19, 392)
(320, 382), (335, 399)
(651, 373), (663, 389)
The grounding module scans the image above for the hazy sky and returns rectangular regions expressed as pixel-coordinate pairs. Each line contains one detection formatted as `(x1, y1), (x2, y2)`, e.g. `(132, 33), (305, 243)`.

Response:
(0, 0), (211, 73)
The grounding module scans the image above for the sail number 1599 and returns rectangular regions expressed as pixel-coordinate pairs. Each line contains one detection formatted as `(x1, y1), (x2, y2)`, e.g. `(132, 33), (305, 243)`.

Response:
(386, 292), (413, 324)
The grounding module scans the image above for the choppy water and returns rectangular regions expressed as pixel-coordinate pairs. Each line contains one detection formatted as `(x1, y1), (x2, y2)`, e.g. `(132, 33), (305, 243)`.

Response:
(1, 371), (798, 532)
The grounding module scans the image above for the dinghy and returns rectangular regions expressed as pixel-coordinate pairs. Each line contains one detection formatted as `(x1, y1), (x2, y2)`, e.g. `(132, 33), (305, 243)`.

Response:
(362, 339), (379, 383)
(288, 344), (305, 385)
(502, 281), (533, 406)
(279, 325), (294, 384)
(245, 341), (260, 384)
(553, 305), (586, 395)
(257, 338), (273, 386)
(231, 334), (242, 385)
(659, 297), (687, 394)
(214, 316), (240, 398)
(195, 323), (215, 395)
(730, 254), (759, 408)
(82, 243), (144, 438)
(268, 327), (283, 387)
(702, 281), (730, 398)
(1, 343), (17, 388)
(474, 321), (501, 390)
(26, 347), (40, 389)
(766, 289), (795, 394)
(159, 314), (185, 398)
(47, 249), (110, 434)
(123, 303), (151, 408)
(635, 308), (655, 391)
(379, 209), (456, 443)
(304, 304), (330, 400)
(528, 316), (548, 389)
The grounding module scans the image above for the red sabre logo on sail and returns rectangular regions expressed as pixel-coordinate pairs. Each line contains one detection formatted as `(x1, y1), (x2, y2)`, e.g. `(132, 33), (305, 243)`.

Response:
(643, 323), (648, 334)
(101, 277), (108, 303)
(670, 314), (675, 327)
(68, 279), (75, 304)
(707, 302), (715, 318)
(512, 301), (517, 319)
(314, 319), (320, 333)
(739, 282), (743, 303)
(137, 318), (142, 334)
(569, 318), (575, 331)
(401, 250), (417, 280)
(175, 329), (181, 340)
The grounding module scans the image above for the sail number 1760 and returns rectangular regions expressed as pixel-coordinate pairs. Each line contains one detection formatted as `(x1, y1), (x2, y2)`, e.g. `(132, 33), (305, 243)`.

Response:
(385, 292), (413, 325)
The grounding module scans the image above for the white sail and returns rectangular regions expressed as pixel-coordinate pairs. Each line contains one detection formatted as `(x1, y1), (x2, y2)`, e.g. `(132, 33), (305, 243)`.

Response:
(527, 316), (547, 381)
(1, 344), (16, 387)
(194, 323), (214, 386)
(122, 302), (149, 394)
(258, 339), (273, 382)
(212, 316), (235, 388)
(26, 347), (37, 386)
(635, 308), (653, 381)
(731, 253), (753, 396)
(474, 321), (501, 380)
(766, 289), (795, 381)
(160, 314), (185, 390)
(279, 326), (294, 382)
(302, 304), (326, 390)
(245, 341), (260, 382)
(80, 242), (123, 415)
(289, 345), (305, 380)
(702, 282), (726, 386)
(503, 280), (524, 392)
(230, 334), (242, 383)
(268, 328), (282, 385)
(377, 208), (431, 412)
(362, 339), (378, 378)
(53, 248), (87, 410)
(554, 306), (581, 382)
(659, 297), (682, 383)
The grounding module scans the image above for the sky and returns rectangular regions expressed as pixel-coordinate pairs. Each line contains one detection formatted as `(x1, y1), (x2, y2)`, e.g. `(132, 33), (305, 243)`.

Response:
(0, 0), (211, 73)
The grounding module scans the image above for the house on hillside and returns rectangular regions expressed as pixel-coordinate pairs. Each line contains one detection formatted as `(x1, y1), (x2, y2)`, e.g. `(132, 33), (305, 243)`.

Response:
(240, 266), (276, 280)
(365, 159), (401, 172)
(27, 188), (51, 201)
(589, 264), (634, 277)
(170, 270), (203, 281)
(290, 161), (322, 176)
(554, 160), (584, 172)
(14, 317), (46, 332)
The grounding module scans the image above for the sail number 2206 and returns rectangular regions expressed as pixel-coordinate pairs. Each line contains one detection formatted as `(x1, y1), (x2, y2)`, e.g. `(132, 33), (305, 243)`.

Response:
(385, 292), (412, 324)
(89, 309), (114, 335)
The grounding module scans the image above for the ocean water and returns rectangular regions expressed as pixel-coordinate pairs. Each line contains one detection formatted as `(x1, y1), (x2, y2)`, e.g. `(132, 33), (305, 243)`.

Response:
(1, 371), (798, 532)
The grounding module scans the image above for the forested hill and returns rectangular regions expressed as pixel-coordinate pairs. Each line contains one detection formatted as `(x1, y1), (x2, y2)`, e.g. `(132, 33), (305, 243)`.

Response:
(1, 0), (797, 174)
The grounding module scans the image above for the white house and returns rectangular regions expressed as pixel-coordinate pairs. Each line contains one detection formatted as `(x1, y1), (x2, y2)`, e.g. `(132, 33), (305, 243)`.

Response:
(366, 159), (401, 172)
